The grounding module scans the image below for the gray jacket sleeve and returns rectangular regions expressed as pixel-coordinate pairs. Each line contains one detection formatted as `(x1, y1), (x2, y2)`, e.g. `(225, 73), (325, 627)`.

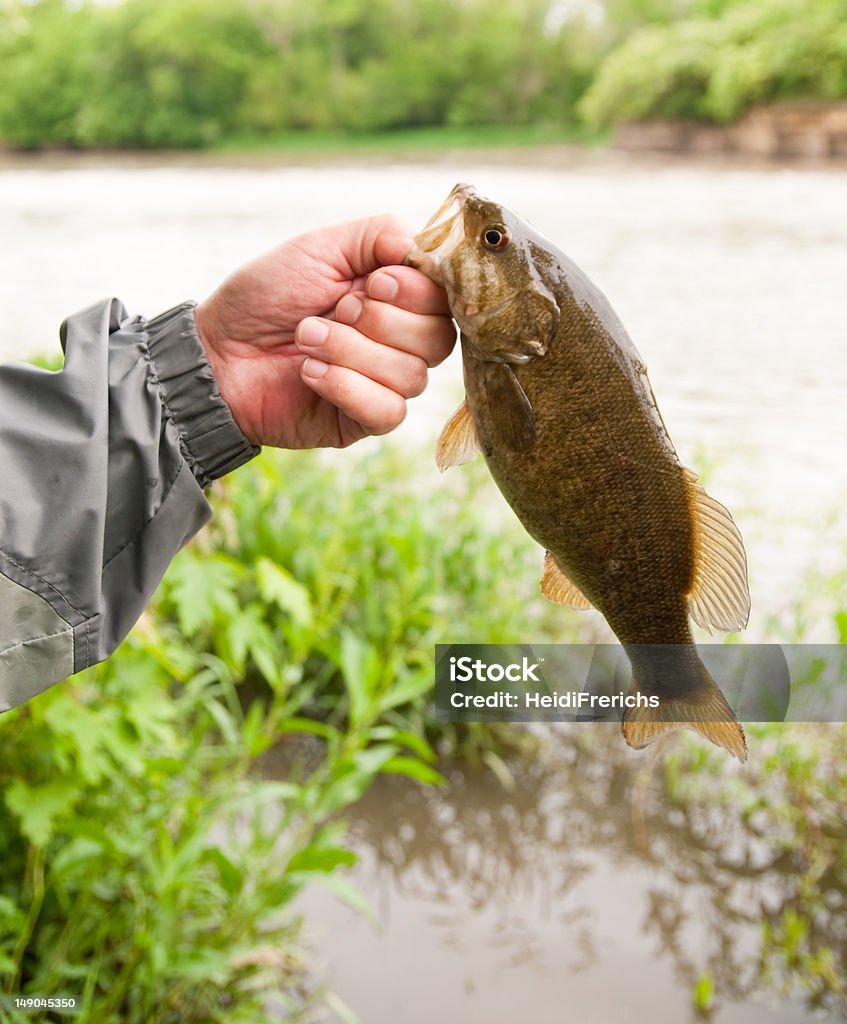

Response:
(0, 297), (259, 713)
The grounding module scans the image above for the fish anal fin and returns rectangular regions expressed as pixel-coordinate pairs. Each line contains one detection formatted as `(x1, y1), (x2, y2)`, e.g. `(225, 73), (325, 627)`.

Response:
(540, 551), (592, 610)
(684, 468), (751, 634)
(622, 663), (747, 763)
(436, 398), (480, 472)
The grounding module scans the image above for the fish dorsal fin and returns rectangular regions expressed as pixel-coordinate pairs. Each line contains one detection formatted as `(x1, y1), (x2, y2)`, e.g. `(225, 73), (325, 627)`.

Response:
(540, 551), (593, 610)
(482, 362), (536, 453)
(684, 468), (751, 633)
(435, 398), (480, 472)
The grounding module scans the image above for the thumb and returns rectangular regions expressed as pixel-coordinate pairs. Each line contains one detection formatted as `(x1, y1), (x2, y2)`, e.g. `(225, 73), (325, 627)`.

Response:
(333, 214), (413, 278)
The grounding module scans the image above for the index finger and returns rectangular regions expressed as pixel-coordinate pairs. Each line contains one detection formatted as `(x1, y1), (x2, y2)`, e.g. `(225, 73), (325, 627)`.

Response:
(366, 265), (452, 316)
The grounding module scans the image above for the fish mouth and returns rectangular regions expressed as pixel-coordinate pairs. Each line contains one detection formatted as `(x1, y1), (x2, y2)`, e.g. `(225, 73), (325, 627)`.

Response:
(404, 183), (474, 285)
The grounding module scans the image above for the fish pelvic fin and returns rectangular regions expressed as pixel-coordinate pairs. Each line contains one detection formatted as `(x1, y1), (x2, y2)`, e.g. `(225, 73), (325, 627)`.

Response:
(622, 661), (748, 763)
(683, 468), (751, 633)
(436, 397), (480, 472)
(540, 551), (593, 610)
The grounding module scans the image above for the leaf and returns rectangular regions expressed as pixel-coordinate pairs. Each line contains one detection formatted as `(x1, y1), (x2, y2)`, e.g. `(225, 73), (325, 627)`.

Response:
(287, 846), (357, 874)
(242, 700), (272, 758)
(368, 726), (437, 762)
(352, 744), (401, 776)
(5, 777), (79, 846)
(315, 769), (373, 815)
(256, 557), (313, 628)
(482, 749), (516, 791)
(206, 698), (240, 745)
(279, 717), (341, 742)
(201, 847), (244, 897)
(376, 669), (434, 714)
(340, 629), (379, 729)
(166, 552), (241, 635)
(380, 756), (446, 787)
(693, 971), (715, 1012)
(219, 604), (274, 676)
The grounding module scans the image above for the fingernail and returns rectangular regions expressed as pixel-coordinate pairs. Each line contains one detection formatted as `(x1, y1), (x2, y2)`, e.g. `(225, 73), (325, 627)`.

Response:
(302, 357), (329, 379)
(368, 272), (398, 302)
(298, 318), (329, 347)
(336, 294), (363, 326)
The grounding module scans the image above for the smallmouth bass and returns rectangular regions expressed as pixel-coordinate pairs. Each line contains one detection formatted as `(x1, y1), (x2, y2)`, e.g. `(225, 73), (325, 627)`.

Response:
(407, 184), (751, 761)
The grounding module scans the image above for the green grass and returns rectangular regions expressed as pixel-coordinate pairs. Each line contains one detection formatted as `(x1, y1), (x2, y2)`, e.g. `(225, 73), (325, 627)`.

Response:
(212, 123), (610, 157)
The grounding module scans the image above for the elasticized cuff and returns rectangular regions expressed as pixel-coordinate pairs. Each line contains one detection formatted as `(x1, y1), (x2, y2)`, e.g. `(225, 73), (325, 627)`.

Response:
(145, 302), (260, 487)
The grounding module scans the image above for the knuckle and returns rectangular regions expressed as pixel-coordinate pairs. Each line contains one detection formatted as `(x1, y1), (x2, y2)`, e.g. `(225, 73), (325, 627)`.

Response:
(379, 212), (408, 236)
(363, 296), (393, 334)
(404, 359), (429, 397)
(369, 395), (407, 435)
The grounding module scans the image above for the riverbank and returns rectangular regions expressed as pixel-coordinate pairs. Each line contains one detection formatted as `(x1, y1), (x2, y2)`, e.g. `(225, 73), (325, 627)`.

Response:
(615, 103), (847, 160)
(4, 125), (847, 175)
(0, 125), (607, 170)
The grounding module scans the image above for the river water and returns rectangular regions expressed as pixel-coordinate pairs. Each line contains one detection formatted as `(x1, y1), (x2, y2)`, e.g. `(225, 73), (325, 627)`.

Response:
(3, 148), (846, 1022)
(275, 728), (831, 1024)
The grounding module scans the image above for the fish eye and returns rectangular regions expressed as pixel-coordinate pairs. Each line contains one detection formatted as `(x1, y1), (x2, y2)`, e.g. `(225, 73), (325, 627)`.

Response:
(482, 226), (509, 251)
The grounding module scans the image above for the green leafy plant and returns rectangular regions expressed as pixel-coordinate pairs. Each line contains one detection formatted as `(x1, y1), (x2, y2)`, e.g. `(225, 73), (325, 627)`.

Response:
(580, 0), (847, 127)
(0, 444), (567, 1019)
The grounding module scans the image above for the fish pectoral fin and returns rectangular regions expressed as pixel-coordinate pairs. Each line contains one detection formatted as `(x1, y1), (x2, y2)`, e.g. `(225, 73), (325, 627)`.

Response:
(482, 362), (536, 453)
(683, 468), (751, 633)
(540, 552), (593, 610)
(435, 397), (480, 472)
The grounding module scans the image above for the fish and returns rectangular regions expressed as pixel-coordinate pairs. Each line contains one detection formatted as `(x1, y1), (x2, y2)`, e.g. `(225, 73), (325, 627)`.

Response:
(406, 183), (751, 762)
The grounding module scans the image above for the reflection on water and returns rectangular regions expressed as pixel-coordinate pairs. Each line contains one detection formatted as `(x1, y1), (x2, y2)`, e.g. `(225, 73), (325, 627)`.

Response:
(291, 726), (844, 1023)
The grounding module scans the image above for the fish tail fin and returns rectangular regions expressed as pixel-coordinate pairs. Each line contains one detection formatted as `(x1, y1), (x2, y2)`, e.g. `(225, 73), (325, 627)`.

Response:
(622, 660), (747, 763)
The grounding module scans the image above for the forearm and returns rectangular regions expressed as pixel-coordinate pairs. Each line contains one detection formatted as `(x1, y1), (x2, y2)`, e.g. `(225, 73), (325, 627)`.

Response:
(0, 298), (258, 712)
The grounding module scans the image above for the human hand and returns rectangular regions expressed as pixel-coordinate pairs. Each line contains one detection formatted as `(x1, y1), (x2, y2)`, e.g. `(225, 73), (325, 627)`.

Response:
(194, 215), (456, 449)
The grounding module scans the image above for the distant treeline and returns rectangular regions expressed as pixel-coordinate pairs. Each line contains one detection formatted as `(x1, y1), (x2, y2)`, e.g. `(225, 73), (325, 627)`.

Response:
(0, 0), (845, 149)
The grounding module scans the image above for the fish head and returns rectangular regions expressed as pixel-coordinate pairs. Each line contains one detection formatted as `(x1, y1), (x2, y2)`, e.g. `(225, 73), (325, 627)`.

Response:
(406, 183), (560, 365)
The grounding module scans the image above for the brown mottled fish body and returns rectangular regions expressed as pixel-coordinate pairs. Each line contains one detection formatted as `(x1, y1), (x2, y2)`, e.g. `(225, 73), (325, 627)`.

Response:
(408, 184), (751, 761)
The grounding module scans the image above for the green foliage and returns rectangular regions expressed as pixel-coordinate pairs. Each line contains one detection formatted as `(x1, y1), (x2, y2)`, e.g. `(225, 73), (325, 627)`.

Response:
(0, 444), (563, 1017)
(0, 0), (100, 148)
(73, 0), (279, 148)
(0, 0), (601, 149)
(581, 0), (847, 126)
(4, 0), (846, 147)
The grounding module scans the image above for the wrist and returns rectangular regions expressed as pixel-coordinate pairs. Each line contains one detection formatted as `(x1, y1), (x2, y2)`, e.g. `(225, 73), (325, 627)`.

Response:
(193, 299), (227, 392)
(193, 298), (249, 440)
(146, 302), (259, 485)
